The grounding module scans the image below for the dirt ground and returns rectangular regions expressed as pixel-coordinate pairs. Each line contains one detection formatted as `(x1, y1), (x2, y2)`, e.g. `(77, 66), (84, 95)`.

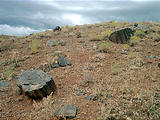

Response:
(0, 21), (160, 120)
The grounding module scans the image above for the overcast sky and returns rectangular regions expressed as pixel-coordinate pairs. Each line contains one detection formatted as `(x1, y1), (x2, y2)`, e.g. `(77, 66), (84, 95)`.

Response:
(0, 0), (160, 36)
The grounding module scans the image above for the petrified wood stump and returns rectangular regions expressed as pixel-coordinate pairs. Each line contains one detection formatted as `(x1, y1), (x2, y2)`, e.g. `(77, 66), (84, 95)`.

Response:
(17, 70), (56, 99)
(109, 28), (135, 44)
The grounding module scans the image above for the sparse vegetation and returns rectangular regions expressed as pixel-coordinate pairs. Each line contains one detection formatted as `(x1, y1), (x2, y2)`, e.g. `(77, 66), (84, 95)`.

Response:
(129, 36), (141, 46)
(4, 67), (14, 80)
(30, 39), (41, 54)
(110, 61), (121, 75)
(98, 41), (112, 53)
(98, 30), (113, 40)
(1, 22), (160, 120)
(134, 29), (146, 38)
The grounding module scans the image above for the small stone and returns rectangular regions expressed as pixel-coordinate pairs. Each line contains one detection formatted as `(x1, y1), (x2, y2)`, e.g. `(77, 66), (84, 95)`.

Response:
(0, 81), (10, 88)
(134, 58), (143, 67)
(77, 32), (82, 38)
(155, 38), (160, 42)
(0, 73), (4, 81)
(121, 49), (129, 55)
(54, 105), (77, 118)
(50, 62), (59, 68)
(15, 87), (22, 95)
(60, 41), (66, 46)
(76, 90), (86, 96)
(58, 56), (71, 67)
(106, 94), (112, 98)
(146, 55), (155, 59)
(134, 23), (138, 27)
(158, 63), (160, 68)
(87, 96), (92, 100)
(53, 26), (61, 32)
(47, 40), (59, 47)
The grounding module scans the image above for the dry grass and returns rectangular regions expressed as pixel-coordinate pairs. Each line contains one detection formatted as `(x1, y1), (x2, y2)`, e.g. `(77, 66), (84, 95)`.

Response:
(129, 36), (141, 46)
(98, 41), (112, 53)
(29, 93), (55, 120)
(30, 39), (41, 54)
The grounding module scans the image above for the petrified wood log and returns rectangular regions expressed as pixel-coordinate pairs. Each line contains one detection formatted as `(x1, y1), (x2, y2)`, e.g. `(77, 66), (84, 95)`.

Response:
(17, 70), (56, 99)
(109, 28), (135, 44)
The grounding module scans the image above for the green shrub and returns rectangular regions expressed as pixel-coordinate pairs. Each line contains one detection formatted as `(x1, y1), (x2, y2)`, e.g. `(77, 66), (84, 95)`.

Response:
(30, 39), (41, 54)
(110, 62), (121, 75)
(98, 41), (111, 53)
(4, 67), (14, 80)
(134, 29), (146, 38)
(88, 33), (100, 41)
(98, 30), (113, 40)
(129, 36), (141, 46)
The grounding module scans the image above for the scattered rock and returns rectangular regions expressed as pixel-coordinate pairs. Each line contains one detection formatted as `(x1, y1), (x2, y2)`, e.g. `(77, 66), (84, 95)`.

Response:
(0, 73), (4, 81)
(53, 26), (61, 32)
(0, 81), (10, 88)
(60, 41), (66, 46)
(76, 90), (86, 96)
(17, 70), (56, 99)
(134, 23), (138, 27)
(134, 57), (143, 67)
(146, 55), (156, 59)
(80, 80), (94, 88)
(77, 32), (82, 38)
(50, 62), (59, 68)
(58, 56), (71, 67)
(109, 28), (134, 44)
(155, 38), (160, 42)
(87, 96), (92, 100)
(46, 40), (60, 47)
(106, 94), (112, 98)
(54, 105), (77, 119)
(121, 50), (129, 55)
(15, 87), (22, 96)
(38, 63), (51, 72)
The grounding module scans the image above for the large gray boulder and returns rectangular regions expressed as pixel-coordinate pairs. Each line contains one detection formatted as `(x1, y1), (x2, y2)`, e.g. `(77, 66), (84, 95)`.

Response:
(109, 28), (134, 44)
(17, 70), (56, 99)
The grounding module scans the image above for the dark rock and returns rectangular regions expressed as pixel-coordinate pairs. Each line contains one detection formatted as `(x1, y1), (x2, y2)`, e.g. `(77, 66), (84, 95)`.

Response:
(47, 40), (60, 47)
(38, 63), (51, 72)
(134, 23), (138, 27)
(77, 32), (82, 38)
(109, 28), (134, 44)
(157, 56), (160, 59)
(15, 87), (22, 95)
(0, 73), (4, 81)
(146, 55), (156, 59)
(50, 62), (59, 68)
(17, 70), (56, 99)
(106, 94), (112, 98)
(158, 63), (160, 68)
(60, 41), (66, 46)
(58, 56), (71, 67)
(53, 26), (61, 32)
(10, 74), (18, 80)
(54, 105), (77, 119)
(121, 50), (129, 55)
(155, 38), (160, 42)
(87, 96), (92, 100)
(0, 81), (10, 88)
(76, 90), (86, 96)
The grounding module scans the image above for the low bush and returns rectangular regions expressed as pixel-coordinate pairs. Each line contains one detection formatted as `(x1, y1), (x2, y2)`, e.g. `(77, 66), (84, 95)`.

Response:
(30, 39), (41, 54)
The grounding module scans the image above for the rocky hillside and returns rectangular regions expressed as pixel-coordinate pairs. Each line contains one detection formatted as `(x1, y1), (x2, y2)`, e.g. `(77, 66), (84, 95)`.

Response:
(0, 21), (160, 120)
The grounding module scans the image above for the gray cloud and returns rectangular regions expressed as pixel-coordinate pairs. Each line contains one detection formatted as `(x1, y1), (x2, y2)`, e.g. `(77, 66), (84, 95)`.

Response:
(0, 0), (160, 35)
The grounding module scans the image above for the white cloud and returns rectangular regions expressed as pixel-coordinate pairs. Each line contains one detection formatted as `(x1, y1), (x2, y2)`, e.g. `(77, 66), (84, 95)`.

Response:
(0, 24), (44, 36)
